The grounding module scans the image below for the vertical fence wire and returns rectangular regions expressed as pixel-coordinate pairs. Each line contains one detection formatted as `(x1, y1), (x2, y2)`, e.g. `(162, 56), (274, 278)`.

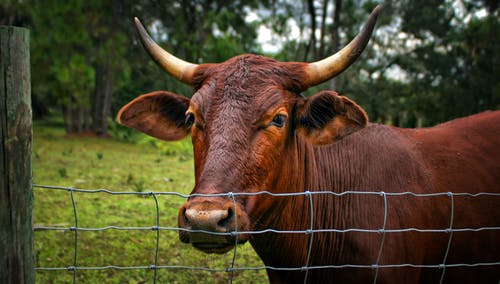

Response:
(303, 191), (315, 284)
(150, 192), (160, 284)
(32, 185), (500, 282)
(373, 191), (388, 284)
(439, 192), (455, 284)
(228, 192), (237, 283)
(69, 189), (78, 283)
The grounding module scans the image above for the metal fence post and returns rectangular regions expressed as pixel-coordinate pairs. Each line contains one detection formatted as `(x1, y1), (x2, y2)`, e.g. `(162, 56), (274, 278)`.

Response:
(0, 26), (34, 284)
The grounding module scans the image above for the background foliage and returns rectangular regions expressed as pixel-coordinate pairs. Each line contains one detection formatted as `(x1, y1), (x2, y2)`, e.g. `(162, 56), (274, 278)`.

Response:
(2, 0), (499, 132)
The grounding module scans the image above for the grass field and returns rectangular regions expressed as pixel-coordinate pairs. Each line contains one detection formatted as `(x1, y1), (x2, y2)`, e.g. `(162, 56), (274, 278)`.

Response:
(33, 119), (268, 283)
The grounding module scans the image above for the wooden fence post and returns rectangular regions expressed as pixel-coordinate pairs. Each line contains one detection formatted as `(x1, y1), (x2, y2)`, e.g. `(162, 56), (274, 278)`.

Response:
(0, 26), (35, 284)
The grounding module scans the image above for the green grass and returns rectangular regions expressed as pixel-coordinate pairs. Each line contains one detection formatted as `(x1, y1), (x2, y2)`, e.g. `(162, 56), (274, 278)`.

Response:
(33, 119), (268, 283)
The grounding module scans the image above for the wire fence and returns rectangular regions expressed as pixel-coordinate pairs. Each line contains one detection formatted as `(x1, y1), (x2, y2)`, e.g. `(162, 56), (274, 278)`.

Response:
(33, 184), (500, 284)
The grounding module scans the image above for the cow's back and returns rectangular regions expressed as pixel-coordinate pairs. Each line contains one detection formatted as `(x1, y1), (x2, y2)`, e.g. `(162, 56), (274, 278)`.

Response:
(406, 110), (500, 193)
(316, 111), (500, 283)
(399, 110), (500, 283)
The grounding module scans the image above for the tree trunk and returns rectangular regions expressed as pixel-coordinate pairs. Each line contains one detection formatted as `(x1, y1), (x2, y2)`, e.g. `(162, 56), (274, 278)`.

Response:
(76, 107), (84, 133)
(318, 0), (330, 58)
(100, 55), (115, 137)
(83, 107), (91, 132)
(304, 0), (318, 61)
(91, 46), (115, 137)
(64, 103), (73, 133)
(63, 98), (88, 134)
(91, 59), (103, 135)
(329, 0), (342, 90)
(294, 3), (308, 61)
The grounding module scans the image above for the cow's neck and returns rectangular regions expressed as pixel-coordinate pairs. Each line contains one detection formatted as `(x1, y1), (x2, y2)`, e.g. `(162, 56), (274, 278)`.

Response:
(250, 133), (356, 269)
(250, 124), (433, 276)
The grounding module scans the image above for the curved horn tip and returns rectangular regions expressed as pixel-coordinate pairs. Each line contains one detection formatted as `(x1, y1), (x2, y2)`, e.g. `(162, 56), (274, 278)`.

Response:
(304, 5), (381, 87)
(133, 16), (198, 85)
(367, 5), (382, 25)
(134, 17), (144, 29)
(134, 17), (147, 34)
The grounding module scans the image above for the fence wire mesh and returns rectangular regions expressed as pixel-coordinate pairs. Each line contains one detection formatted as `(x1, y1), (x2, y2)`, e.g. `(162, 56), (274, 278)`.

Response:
(33, 184), (500, 284)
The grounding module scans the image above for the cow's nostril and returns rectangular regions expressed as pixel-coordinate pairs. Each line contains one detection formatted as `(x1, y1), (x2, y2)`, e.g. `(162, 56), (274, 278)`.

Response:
(217, 208), (233, 228)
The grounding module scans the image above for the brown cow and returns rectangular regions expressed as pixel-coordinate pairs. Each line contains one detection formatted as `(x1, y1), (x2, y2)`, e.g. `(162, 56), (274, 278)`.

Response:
(118, 6), (500, 283)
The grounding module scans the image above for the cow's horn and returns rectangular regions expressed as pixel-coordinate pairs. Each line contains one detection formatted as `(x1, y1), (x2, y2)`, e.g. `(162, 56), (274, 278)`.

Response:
(134, 17), (198, 85)
(305, 5), (381, 87)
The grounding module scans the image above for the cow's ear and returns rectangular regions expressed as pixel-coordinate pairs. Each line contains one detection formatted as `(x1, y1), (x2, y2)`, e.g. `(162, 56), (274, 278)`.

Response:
(296, 91), (368, 145)
(117, 91), (191, 141)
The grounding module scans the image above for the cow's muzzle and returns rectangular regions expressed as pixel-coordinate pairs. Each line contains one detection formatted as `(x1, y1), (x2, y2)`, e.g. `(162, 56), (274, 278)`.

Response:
(178, 197), (250, 254)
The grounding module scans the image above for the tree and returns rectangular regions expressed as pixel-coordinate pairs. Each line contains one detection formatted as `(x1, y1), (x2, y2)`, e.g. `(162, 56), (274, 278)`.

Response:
(380, 0), (499, 125)
(86, 1), (132, 136)
(27, 0), (138, 135)
(271, 0), (498, 127)
(22, 0), (498, 133)
(28, 0), (95, 132)
(26, 0), (268, 136)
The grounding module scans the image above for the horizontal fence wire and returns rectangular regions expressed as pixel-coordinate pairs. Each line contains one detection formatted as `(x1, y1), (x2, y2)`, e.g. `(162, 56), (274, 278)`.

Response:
(33, 184), (500, 283)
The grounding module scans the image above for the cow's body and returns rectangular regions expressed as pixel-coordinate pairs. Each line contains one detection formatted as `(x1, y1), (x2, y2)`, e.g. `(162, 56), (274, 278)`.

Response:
(119, 7), (499, 283)
(249, 111), (500, 283)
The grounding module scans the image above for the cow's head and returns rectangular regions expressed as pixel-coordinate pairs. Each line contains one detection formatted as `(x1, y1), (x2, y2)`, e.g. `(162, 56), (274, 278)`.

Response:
(118, 6), (379, 254)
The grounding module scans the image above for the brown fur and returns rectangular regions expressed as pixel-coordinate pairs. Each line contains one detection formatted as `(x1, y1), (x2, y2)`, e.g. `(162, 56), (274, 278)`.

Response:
(118, 54), (500, 283)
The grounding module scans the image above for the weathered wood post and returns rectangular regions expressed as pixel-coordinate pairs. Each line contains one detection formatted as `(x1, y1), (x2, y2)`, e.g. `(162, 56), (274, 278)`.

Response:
(0, 26), (35, 284)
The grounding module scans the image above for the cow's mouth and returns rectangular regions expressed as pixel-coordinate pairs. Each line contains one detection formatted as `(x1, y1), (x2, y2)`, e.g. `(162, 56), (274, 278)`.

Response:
(191, 238), (248, 254)
(192, 242), (235, 254)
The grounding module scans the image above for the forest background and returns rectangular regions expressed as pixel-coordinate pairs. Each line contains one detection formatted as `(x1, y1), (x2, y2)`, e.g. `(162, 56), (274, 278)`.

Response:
(2, 0), (498, 137)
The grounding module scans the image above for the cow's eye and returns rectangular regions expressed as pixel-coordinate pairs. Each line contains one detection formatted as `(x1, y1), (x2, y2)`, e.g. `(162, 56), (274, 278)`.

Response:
(185, 112), (195, 127)
(270, 114), (286, 128)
